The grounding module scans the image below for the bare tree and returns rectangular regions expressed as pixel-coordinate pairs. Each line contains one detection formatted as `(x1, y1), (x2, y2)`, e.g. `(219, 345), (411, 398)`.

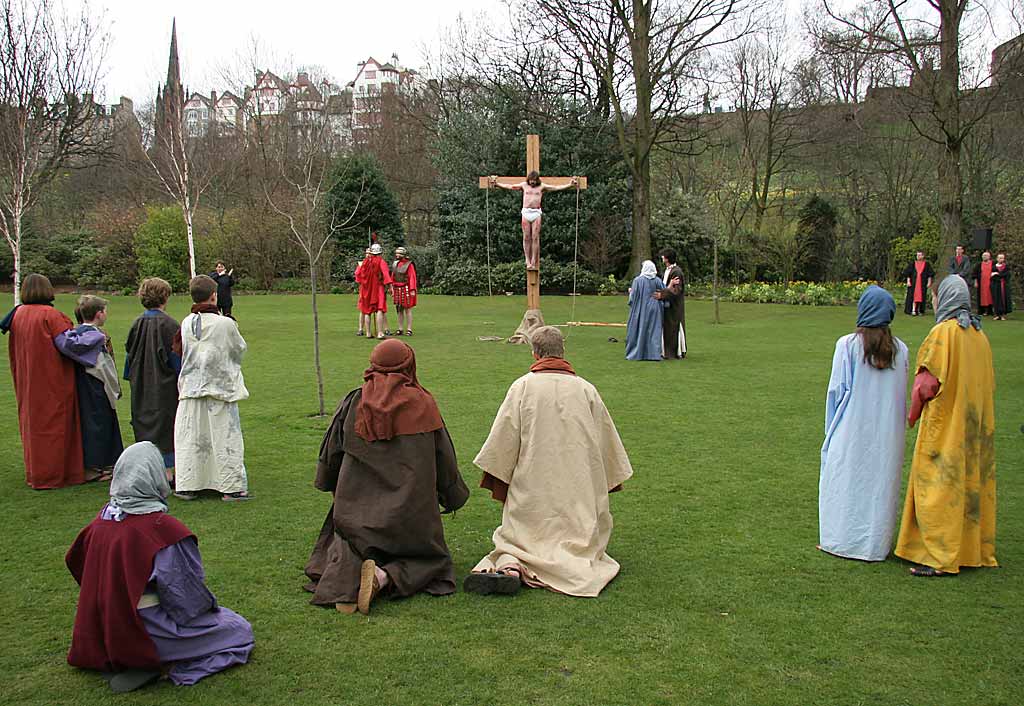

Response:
(725, 26), (807, 234)
(529, 0), (761, 274)
(141, 99), (227, 281)
(0, 0), (107, 302)
(819, 0), (1009, 275)
(259, 102), (362, 417)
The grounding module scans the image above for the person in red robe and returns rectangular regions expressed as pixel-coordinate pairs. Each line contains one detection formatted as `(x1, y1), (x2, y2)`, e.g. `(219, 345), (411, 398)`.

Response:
(355, 243), (392, 339)
(901, 251), (935, 316)
(973, 251), (995, 315)
(1, 273), (86, 488)
(390, 246), (418, 336)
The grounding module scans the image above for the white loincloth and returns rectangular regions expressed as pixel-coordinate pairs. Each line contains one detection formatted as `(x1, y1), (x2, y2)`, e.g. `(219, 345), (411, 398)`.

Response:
(521, 208), (543, 223)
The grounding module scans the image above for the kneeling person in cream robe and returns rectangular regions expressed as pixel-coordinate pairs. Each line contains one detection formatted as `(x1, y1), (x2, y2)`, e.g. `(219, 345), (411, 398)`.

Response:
(173, 276), (250, 501)
(465, 326), (633, 597)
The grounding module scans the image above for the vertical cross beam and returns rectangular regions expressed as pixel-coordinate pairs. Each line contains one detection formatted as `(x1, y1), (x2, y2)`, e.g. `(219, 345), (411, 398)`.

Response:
(526, 134), (541, 310)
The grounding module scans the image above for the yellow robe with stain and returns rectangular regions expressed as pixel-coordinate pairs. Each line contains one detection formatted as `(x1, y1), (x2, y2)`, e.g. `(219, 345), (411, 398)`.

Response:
(472, 372), (633, 597)
(895, 319), (997, 573)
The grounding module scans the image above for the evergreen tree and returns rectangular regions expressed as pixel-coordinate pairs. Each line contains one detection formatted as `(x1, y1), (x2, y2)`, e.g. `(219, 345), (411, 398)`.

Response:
(326, 154), (404, 260)
(796, 195), (838, 282)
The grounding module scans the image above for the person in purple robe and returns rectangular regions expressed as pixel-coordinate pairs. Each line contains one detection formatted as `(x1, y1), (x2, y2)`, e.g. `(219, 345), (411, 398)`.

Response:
(54, 295), (125, 478)
(66, 442), (255, 692)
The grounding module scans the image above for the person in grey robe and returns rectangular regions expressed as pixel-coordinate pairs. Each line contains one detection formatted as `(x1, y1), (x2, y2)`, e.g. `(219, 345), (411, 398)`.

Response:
(625, 260), (667, 361)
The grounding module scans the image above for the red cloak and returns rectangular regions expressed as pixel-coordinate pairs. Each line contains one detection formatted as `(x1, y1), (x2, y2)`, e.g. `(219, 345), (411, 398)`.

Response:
(8, 304), (84, 488)
(65, 511), (194, 672)
(355, 255), (392, 314)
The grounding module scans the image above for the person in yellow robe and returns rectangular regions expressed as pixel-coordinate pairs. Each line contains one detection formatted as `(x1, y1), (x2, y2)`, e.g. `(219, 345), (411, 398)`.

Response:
(895, 275), (998, 576)
(464, 326), (633, 597)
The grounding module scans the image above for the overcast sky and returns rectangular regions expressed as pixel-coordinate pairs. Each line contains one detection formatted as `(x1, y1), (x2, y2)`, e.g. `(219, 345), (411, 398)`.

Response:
(92, 0), (1016, 106)
(94, 0), (507, 103)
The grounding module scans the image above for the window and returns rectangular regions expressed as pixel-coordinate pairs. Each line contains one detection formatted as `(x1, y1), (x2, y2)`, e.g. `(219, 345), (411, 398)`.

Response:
(365, 70), (376, 79)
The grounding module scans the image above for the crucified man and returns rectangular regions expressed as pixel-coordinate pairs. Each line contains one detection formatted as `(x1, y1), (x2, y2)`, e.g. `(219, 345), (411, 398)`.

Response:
(490, 171), (579, 270)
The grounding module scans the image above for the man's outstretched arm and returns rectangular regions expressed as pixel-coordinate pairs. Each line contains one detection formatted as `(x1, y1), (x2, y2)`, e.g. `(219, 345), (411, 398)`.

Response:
(489, 176), (524, 191)
(541, 176), (580, 192)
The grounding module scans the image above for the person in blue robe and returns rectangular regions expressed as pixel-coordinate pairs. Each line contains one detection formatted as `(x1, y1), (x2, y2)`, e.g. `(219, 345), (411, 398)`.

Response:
(818, 285), (908, 561)
(625, 260), (667, 361)
(55, 296), (125, 476)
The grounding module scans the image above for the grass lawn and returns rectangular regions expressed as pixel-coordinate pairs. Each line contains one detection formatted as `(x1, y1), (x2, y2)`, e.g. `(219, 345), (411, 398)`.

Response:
(1, 292), (1021, 706)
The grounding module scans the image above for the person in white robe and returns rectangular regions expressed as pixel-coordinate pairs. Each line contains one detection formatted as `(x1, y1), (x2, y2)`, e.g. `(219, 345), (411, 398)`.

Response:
(819, 285), (907, 561)
(464, 326), (633, 597)
(173, 276), (250, 502)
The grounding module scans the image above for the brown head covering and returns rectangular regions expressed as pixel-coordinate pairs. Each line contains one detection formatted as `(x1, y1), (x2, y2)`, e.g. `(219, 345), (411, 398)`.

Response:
(354, 339), (444, 442)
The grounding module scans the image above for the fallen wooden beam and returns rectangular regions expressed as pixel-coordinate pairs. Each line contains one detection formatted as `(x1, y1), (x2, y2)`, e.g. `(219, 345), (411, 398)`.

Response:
(564, 321), (627, 328)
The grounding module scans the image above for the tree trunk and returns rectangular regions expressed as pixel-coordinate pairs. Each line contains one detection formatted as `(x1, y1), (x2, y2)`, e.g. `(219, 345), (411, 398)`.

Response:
(627, 0), (653, 276)
(184, 208), (197, 280)
(309, 251), (325, 417)
(11, 216), (22, 305)
(629, 156), (652, 276)
(936, 1), (963, 276)
(712, 236), (720, 324)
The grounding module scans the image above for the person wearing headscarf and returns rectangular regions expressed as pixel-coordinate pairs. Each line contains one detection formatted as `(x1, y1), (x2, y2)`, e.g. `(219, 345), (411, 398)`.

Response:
(304, 339), (469, 615)
(625, 260), (668, 361)
(465, 326), (633, 597)
(65, 442), (255, 693)
(3, 273), (85, 488)
(818, 285), (909, 561)
(895, 276), (998, 577)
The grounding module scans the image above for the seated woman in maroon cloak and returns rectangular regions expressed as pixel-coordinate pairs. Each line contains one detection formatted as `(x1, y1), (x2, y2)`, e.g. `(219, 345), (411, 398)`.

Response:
(304, 339), (470, 615)
(66, 442), (254, 693)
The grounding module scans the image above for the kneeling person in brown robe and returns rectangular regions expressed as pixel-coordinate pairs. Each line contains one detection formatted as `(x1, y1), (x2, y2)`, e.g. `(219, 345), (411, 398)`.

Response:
(304, 339), (469, 614)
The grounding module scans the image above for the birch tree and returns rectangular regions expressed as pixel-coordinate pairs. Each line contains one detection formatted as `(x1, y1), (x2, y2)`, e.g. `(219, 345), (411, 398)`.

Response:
(0, 0), (107, 302)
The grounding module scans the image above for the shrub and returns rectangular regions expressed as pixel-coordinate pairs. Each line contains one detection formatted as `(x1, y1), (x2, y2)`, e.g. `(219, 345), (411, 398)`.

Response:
(134, 207), (190, 290)
(404, 244), (438, 286)
(729, 280), (882, 306)
(890, 214), (941, 276)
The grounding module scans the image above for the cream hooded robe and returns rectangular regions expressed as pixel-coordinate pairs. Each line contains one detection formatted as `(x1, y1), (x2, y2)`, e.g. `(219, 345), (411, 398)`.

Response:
(174, 312), (249, 494)
(472, 371), (633, 597)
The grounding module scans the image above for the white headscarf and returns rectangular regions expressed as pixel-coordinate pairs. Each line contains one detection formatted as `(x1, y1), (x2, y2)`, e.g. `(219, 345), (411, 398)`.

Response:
(640, 260), (658, 279)
(108, 442), (171, 520)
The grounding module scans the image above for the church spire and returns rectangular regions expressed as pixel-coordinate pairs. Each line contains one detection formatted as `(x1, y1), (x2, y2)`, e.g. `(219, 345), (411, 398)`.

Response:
(166, 18), (181, 94)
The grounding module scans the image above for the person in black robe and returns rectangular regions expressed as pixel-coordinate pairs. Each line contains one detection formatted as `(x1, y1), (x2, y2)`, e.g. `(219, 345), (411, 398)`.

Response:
(990, 253), (1013, 320)
(304, 339), (469, 615)
(124, 278), (180, 471)
(901, 251), (935, 316)
(209, 262), (235, 318)
(654, 248), (686, 359)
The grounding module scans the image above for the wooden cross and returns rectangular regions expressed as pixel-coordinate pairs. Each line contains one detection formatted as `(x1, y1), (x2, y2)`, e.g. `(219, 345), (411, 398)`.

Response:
(479, 134), (588, 333)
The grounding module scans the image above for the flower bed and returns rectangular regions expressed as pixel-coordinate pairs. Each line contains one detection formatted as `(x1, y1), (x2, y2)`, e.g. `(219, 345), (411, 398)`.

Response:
(729, 280), (882, 306)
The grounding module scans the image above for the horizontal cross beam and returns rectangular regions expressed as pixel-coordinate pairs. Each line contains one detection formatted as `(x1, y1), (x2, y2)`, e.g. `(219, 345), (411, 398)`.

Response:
(478, 176), (589, 189)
